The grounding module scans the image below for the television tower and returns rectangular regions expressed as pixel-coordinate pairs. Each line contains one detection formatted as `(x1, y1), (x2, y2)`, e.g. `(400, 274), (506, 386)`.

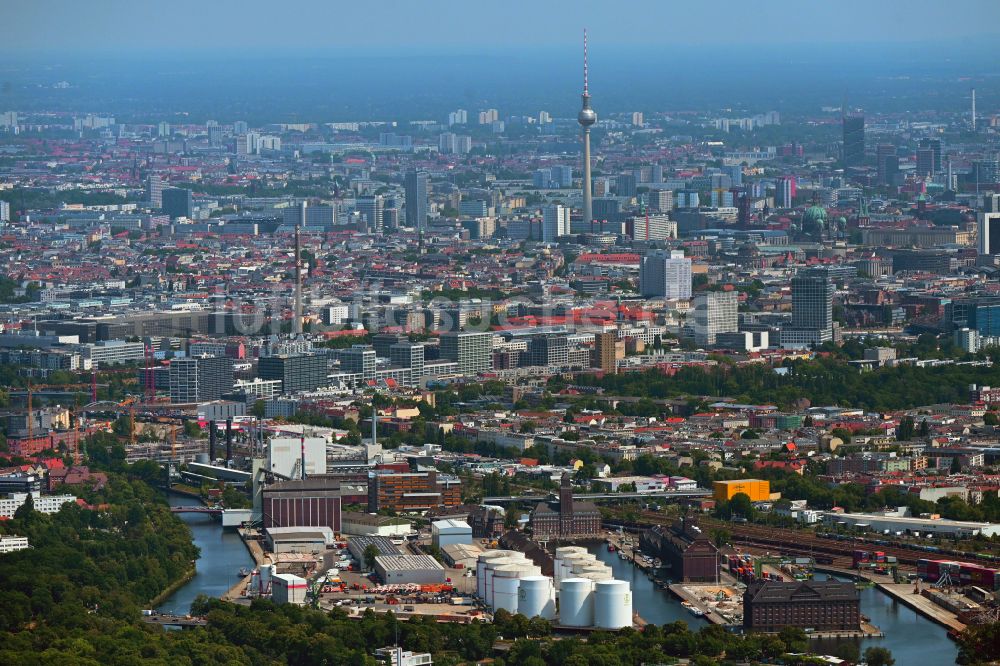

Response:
(578, 29), (597, 228)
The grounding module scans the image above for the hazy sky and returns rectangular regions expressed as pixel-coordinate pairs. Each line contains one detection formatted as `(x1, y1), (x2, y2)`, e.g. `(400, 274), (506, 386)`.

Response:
(5, 0), (1000, 52)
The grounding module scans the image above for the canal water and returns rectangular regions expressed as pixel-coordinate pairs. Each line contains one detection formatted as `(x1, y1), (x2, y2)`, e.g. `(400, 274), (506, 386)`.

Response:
(588, 545), (709, 627)
(812, 573), (959, 665)
(588, 547), (959, 665)
(156, 492), (255, 615)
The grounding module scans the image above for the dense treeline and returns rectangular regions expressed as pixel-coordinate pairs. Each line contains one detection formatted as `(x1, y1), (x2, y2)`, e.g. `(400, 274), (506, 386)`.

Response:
(0, 476), (198, 630)
(568, 358), (1000, 411)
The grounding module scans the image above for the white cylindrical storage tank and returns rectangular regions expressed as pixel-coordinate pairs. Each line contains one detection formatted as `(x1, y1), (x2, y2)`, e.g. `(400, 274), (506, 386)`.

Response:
(573, 571), (615, 583)
(558, 578), (594, 627)
(484, 557), (529, 607)
(559, 553), (596, 585)
(572, 563), (611, 576)
(261, 563), (276, 593)
(492, 564), (536, 612)
(594, 580), (632, 630)
(554, 546), (588, 585)
(493, 576), (521, 613)
(517, 576), (555, 619)
(478, 551), (518, 599)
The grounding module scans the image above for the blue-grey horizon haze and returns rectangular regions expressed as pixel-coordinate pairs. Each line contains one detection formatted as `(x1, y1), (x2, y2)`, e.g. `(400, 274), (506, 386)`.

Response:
(4, 0), (1000, 51)
(2, 0), (1000, 122)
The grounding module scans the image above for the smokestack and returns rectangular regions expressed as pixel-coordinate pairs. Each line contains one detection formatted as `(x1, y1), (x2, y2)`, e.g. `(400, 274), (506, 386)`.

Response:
(293, 225), (303, 336)
(300, 435), (306, 480)
(225, 417), (233, 464)
(209, 420), (217, 461)
(972, 88), (977, 132)
(372, 403), (377, 446)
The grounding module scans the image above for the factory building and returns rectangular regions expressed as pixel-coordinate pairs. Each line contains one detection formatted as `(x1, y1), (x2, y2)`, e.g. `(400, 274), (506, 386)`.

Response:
(261, 478), (342, 532)
(431, 519), (472, 549)
(374, 554), (447, 585)
(340, 511), (412, 537)
(347, 535), (403, 562)
(264, 526), (335, 554)
(743, 580), (860, 633)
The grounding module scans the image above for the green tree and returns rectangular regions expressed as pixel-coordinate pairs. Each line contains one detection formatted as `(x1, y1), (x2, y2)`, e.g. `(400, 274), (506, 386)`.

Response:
(985, 412), (999, 426)
(729, 492), (755, 522)
(897, 415), (915, 441)
(251, 400), (265, 418)
(363, 544), (380, 572)
(863, 646), (895, 666)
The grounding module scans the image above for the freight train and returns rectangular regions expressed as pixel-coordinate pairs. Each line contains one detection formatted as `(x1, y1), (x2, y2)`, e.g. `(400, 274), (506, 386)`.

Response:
(817, 531), (1000, 564)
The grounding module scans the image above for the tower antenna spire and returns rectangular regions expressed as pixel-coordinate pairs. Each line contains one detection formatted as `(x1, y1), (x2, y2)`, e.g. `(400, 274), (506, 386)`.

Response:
(583, 28), (589, 95)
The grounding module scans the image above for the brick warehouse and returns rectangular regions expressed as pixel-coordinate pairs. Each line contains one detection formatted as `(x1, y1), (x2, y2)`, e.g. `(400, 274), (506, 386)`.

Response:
(641, 518), (719, 582)
(529, 473), (601, 540)
(743, 580), (860, 632)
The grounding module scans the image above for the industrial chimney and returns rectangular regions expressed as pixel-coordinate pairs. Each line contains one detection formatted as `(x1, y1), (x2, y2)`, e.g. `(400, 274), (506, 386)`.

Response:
(209, 420), (217, 461)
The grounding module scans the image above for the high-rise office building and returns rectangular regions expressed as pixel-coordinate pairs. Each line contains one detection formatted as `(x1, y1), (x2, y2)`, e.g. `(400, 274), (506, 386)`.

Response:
(876, 144), (898, 186)
(440, 331), (492, 376)
(640, 250), (692, 299)
(594, 332), (617, 374)
(146, 175), (164, 209)
(233, 120), (248, 134)
(842, 114), (865, 167)
(356, 195), (384, 233)
(628, 214), (676, 241)
(0, 201), (9, 223)
(528, 334), (569, 368)
(551, 165), (573, 188)
(691, 291), (738, 346)
(404, 170), (428, 230)
(979, 213), (1000, 256)
(169, 356), (235, 403)
(916, 148), (935, 177)
(648, 189), (673, 213)
(389, 342), (425, 383)
(542, 204), (570, 241)
(339, 345), (377, 380)
(161, 187), (192, 219)
(616, 173), (637, 198)
(918, 138), (942, 173)
(258, 354), (329, 394)
(305, 205), (336, 228)
(592, 198), (621, 224)
(207, 125), (223, 146)
(791, 271), (835, 332)
(775, 176), (796, 208)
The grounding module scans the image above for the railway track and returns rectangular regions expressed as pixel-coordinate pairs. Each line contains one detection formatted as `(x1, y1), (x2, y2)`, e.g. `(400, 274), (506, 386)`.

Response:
(602, 508), (995, 571)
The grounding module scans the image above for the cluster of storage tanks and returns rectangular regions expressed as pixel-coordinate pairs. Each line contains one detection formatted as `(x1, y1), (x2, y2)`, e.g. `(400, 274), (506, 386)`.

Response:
(475, 547), (631, 630)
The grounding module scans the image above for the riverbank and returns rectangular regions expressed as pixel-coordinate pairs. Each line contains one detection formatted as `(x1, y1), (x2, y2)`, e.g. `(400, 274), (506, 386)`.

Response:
(156, 493), (256, 615)
(149, 566), (196, 608)
(814, 565), (966, 637)
(876, 583), (966, 634)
